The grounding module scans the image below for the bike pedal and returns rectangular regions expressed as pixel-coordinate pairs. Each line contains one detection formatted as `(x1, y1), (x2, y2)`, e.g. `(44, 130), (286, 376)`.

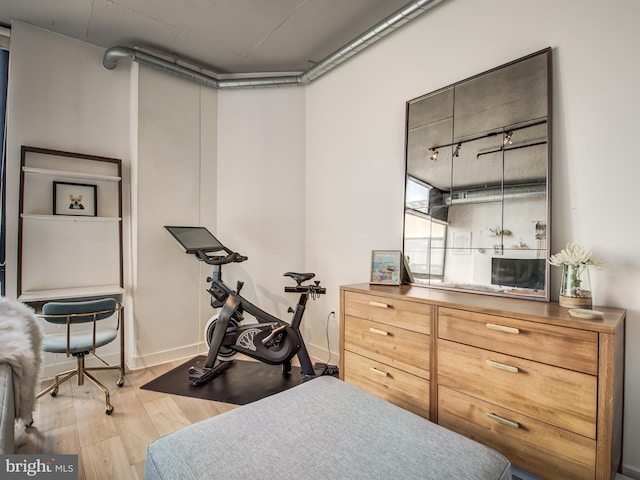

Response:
(262, 324), (287, 347)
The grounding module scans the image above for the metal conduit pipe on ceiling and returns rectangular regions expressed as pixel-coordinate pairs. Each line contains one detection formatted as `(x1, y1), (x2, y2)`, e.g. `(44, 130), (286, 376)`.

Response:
(102, 0), (444, 89)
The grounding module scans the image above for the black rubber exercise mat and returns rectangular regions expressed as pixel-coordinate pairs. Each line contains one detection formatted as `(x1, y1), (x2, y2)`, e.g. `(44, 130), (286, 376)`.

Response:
(140, 355), (323, 405)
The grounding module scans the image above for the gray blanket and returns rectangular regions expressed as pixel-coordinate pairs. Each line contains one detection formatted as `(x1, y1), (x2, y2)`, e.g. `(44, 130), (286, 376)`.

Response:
(0, 298), (42, 423)
(145, 376), (511, 480)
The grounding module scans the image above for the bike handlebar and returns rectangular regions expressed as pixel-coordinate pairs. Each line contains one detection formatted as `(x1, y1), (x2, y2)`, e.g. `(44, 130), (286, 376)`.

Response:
(196, 249), (248, 266)
(195, 248), (324, 297)
(284, 285), (326, 295)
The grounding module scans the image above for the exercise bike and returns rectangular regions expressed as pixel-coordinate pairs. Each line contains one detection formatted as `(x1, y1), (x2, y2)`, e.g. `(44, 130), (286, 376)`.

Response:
(164, 226), (325, 386)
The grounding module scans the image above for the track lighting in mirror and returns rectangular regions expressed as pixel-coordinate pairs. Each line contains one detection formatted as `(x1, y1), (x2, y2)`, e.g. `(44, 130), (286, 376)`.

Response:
(430, 148), (439, 161)
(453, 143), (461, 157)
(503, 130), (513, 145)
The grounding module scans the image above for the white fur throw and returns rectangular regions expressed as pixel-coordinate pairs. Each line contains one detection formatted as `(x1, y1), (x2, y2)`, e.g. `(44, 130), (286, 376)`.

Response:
(0, 297), (43, 423)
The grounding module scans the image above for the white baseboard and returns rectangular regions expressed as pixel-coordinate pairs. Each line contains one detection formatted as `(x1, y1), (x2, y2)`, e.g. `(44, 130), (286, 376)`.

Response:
(620, 463), (640, 480)
(128, 342), (207, 371)
(39, 342), (208, 380)
(307, 341), (339, 366)
(40, 351), (122, 380)
(124, 340), (336, 373)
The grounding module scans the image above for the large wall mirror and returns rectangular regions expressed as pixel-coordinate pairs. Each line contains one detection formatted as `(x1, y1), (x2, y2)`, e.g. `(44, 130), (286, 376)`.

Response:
(403, 48), (551, 301)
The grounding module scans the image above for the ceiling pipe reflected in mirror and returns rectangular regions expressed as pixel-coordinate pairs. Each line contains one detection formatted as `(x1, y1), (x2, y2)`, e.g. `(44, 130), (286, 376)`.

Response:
(476, 139), (548, 160)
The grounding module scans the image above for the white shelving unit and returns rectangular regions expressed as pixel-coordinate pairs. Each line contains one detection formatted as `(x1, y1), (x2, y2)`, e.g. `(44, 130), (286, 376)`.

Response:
(18, 146), (124, 302)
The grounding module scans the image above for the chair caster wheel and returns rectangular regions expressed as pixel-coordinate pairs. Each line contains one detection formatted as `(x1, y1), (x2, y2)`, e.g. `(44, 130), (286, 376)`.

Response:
(50, 388), (58, 397)
(188, 367), (197, 374)
(105, 405), (114, 415)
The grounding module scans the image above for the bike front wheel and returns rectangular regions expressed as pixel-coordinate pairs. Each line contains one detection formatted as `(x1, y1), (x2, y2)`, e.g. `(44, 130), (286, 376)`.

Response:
(204, 314), (239, 361)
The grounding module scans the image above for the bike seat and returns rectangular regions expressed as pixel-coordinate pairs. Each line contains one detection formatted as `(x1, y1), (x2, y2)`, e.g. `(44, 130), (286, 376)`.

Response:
(283, 272), (315, 285)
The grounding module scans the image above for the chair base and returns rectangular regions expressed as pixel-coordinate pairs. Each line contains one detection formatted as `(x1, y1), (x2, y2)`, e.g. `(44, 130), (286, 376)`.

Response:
(37, 353), (124, 415)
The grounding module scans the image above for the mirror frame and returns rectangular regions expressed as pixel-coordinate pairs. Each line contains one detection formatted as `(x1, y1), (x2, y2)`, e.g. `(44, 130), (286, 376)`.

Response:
(402, 48), (552, 301)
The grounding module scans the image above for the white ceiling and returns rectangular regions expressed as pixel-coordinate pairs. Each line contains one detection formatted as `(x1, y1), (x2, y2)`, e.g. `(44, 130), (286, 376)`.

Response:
(0, 0), (417, 74)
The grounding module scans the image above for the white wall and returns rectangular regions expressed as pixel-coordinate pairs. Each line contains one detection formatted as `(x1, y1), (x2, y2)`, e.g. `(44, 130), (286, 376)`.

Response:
(129, 80), (306, 364)
(305, 0), (640, 476)
(130, 64), (218, 368)
(3, 21), (306, 374)
(216, 88), (306, 319)
(5, 0), (640, 475)
(129, 67), (307, 368)
(5, 22), (131, 375)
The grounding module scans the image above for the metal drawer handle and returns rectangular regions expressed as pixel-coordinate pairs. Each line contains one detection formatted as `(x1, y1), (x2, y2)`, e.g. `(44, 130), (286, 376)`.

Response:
(486, 323), (520, 334)
(369, 301), (389, 309)
(487, 412), (520, 429)
(485, 359), (519, 373)
(369, 367), (390, 377)
(369, 327), (390, 336)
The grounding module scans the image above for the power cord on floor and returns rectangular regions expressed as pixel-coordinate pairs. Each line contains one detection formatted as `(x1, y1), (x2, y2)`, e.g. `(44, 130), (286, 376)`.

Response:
(313, 311), (339, 376)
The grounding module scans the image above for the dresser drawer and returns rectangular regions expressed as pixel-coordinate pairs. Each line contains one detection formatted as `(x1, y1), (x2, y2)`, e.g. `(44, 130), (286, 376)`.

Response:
(437, 339), (597, 438)
(344, 291), (430, 334)
(438, 386), (595, 480)
(344, 315), (429, 379)
(438, 307), (598, 374)
(343, 350), (429, 418)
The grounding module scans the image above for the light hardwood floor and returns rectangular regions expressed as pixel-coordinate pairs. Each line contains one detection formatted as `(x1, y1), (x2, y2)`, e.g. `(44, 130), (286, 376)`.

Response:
(18, 360), (238, 480)
(22, 362), (634, 480)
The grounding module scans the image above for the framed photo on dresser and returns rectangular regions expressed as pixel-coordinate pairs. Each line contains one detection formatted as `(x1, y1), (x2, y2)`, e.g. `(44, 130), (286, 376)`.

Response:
(370, 250), (402, 285)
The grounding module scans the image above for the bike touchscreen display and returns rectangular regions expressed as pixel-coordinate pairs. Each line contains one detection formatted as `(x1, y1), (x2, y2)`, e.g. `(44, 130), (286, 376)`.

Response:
(164, 226), (225, 253)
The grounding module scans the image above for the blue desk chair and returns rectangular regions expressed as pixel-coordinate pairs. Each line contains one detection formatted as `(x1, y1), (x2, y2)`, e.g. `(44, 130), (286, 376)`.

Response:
(36, 298), (124, 415)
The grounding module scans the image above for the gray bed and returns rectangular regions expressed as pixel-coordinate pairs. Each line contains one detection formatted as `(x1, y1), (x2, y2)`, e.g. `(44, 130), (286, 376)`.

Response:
(145, 376), (511, 480)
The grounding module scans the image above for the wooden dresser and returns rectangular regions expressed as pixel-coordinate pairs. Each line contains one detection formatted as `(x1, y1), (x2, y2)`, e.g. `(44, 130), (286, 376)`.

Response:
(339, 283), (625, 480)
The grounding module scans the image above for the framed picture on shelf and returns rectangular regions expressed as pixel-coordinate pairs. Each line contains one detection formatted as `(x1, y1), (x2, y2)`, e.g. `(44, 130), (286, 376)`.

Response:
(53, 181), (97, 216)
(370, 250), (402, 285)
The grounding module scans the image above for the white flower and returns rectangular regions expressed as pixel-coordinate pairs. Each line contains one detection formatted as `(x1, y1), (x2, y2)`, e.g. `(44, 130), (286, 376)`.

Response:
(548, 243), (604, 267)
